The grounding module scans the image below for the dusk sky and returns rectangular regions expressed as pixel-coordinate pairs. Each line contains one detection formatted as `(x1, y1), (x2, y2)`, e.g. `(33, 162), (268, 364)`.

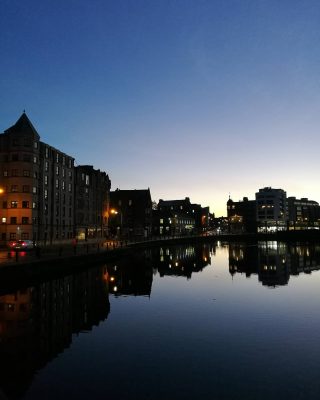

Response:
(1, 0), (320, 216)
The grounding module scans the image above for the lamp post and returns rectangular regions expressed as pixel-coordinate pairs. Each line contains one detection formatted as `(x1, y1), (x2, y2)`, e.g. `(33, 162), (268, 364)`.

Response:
(110, 209), (122, 238)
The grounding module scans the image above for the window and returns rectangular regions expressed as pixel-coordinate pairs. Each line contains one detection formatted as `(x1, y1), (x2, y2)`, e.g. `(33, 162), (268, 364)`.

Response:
(23, 170), (30, 177)
(1, 217), (6, 224)
(23, 185), (30, 193)
(55, 179), (59, 189)
(45, 161), (49, 171)
(21, 233), (29, 239)
(11, 169), (18, 176)
(10, 233), (16, 239)
(11, 185), (18, 192)
(81, 173), (85, 181)
(3, 171), (8, 177)
(129, 199), (132, 206)
(2, 201), (7, 209)
(32, 202), (37, 209)
(68, 183), (72, 192)
(62, 156), (65, 165)
(12, 154), (19, 161)
(44, 175), (48, 185)
(44, 190), (48, 200)
(32, 186), (37, 194)
(33, 156), (37, 164)
(85, 175), (89, 185)
(69, 159), (72, 168)
(62, 181), (65, 190)
(23, 154), (30, 162)
(33, 171), (38, 178)
(11, 201), (18, 208)
(68, 171), (72, 178)
(22, 201), (29, 208)
(45, 147), (49, 158)
(56, 166), (59, 175)
(24, 138), (31, 147)
(62, 168), (65, 177)
(34, 141), (38, 149)
(56, 153), (59, 163)
(22, 217), (29, 225)
(10, 217), (17, 224)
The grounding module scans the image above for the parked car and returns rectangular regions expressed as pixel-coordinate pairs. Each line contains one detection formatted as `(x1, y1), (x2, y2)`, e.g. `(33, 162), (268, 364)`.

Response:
(8, 240), (35, 251)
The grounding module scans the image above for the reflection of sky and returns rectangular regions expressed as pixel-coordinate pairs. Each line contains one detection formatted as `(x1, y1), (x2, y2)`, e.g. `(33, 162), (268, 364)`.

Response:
(23, 244), (320, 399)
(2, 1), (320, 216)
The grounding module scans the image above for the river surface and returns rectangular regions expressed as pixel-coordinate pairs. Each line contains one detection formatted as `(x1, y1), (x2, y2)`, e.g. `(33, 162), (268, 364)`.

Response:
(1, 241), (320, 400)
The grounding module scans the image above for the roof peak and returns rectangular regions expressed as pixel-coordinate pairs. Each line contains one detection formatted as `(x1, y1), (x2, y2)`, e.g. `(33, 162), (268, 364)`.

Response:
(4, 112), (40, 138)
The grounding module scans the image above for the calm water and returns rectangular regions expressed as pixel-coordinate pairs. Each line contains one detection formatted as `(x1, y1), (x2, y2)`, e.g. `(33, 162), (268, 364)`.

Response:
(1, 241), (320, 400)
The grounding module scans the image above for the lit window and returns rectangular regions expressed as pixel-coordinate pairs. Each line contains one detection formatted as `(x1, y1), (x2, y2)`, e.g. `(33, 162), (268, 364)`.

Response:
(56, 166), (59, 175)
(1, 217), (6, 224)
(32, 186), (37, 194)
(45, 161), (49, 171)
(11, 201), (18, 208)
(33, 156), (37, 164)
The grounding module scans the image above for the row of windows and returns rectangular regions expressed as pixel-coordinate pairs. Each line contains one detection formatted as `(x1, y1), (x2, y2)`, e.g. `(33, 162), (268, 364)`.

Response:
(3, 201), (37, 209)
(7, 154), (38, 163)
(1, 217), (30, 224)
(7, 185), (37, 193)
(3, 169), (36, 178)
(44, 147), (73, 168)
(11, 138), (38, 149)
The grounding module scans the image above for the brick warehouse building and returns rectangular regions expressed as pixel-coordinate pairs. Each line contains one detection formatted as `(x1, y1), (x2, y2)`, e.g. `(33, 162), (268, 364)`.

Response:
(0, 113), (110, 245)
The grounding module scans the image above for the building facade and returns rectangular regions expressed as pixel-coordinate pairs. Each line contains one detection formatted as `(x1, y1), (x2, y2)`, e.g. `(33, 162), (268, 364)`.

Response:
(287, 197), (320, 230)
(74, 165), (111, 240)
(256, 187), (287, 232)
(0, 113), (110, 245)
(109, 189), (152, 238)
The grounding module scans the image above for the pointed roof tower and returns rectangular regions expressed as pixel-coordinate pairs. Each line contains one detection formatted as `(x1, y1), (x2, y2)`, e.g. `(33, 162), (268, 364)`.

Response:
(4, 112), (40, 139)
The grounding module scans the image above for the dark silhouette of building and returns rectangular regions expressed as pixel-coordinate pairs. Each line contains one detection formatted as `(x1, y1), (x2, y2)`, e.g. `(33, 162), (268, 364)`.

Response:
(157, 197), (210, 234)
(287, 197), (320, 230)
(227, 196), (257, 233)
(109, 189), (152, 238)
(75, 165), (111, 240)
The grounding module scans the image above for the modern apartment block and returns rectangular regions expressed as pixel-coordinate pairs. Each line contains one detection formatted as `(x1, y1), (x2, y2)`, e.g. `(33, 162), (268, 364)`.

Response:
(287, 197), (320, 229)
(75, 165), (111, 240)
(256, 187), (287, 232)
(0, 113), (110, 245)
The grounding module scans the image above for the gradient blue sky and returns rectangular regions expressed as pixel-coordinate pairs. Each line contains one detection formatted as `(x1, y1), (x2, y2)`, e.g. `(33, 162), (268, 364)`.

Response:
(1, 0), (320, 216)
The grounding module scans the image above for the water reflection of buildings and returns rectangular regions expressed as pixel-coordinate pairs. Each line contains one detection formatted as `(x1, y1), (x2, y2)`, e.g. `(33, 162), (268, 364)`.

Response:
(0, 267), (110, 400)
(107, 251), (154, 297)
(153, 244), (212, 279)
(229, 242), (320, 287)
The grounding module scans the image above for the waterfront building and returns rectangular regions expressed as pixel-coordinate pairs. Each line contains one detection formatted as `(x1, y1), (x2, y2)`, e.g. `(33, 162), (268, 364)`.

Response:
(75, 165), (111, 240)
(0, 113), (110, 245)
(158, 197), (209, 233)
(287, 197), (320, 230)
(0, 113), (75, 243)
(227, 196), (257, 233)
(109, 189), (152, 238)
(152, 209), (195, 236)
(255, 187), (287, 232)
